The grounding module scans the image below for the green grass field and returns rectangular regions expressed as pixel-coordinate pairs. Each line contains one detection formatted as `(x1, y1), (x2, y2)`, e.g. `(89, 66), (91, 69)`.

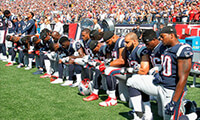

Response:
(0, 61), (199, 120)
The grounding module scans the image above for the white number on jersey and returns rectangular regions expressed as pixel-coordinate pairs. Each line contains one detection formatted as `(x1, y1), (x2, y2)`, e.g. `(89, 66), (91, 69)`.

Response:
(8, 21), (13, 28)
(150, 56), (161, 67)
(161, 55), (172, 76)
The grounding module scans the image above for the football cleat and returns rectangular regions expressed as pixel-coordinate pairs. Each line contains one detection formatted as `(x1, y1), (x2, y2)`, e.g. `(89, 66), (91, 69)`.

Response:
(40, 73), (51, 78)
(60, 80), (73, 86)
(16, 63), (24, 68)
(70, 82), (80, 87)
(5, 62), (13, 66)
(51, 78), (63, 84)
(2, 59), (8, 62)
(50, 75), (58, 82)
(0, 55), (7, 61)
(33, 69), (43, 75)
(99, 96), (117, 107)
(83, 93), (99, 101)
(25, 66), (32, 70)
(143, 112), (153, 120)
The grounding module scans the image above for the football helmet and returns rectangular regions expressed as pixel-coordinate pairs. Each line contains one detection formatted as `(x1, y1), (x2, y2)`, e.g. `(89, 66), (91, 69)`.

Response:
(78, 78), (93, 96)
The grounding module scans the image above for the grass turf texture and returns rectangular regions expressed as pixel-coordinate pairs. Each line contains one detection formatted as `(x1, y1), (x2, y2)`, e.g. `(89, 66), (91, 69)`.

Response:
(0, 61), (200, 120)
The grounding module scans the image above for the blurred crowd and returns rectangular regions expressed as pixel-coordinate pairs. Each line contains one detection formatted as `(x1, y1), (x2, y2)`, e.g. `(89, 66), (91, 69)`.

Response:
(1, 0), (200, 25)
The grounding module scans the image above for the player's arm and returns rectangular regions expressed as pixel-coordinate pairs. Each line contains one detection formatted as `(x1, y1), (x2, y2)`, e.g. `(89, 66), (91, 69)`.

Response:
(138, 54), (150, 75)
(70, 47), (85, 59)
(172, 58), (192, 102)
(110, 47), (126, 67)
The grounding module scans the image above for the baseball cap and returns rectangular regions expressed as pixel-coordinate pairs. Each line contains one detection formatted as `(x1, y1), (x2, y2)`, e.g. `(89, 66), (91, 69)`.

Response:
(89, 40), (99, 50)
(103, 31), (114, 42)
(40, 31), (47, 40)
(6, 35), (12, 41)
(90, 30), (99, 40)
(160, 26), (177, 35)
(142, 29), (157, 43)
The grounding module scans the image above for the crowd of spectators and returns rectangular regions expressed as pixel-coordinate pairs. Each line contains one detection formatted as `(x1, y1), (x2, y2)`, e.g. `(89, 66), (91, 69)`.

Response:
(1, 0), (200, 25)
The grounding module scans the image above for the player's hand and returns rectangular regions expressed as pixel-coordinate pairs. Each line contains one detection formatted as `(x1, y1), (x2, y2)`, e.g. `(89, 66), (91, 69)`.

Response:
(104, 58), (112, 65)
(61, 57), (70, 63)
(68, 59), (74, 64)
(35, 50), (40, 56)
(153, 73), (163, 85)
(120, 67), (126, 75)
(165, 100), (177, 115)
(59, 59), (62, 64)
(88, 61), (96, 67)
(99, 63), (106, 72)
(149, 66), (161, 75)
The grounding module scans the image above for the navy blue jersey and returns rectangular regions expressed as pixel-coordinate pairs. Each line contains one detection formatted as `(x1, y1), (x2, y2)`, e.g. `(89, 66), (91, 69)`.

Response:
(93, 45), (108, 61)
(63, 41), (82, 56)
(7, 15), (17, 34)
(0, 15), (7, 30)
(150, 41), (167, 67)
(14, 22), (18, 33)
(18, 20), (26, 34)
(111, 37), (125, 60)
(40, 38), (53, 51)
(21, 19), (36, 35)
(160, 43), (193, 90)
(33, 40), (45, 51)
(127, 43), (149, 68)
(82, 39), (94, 57)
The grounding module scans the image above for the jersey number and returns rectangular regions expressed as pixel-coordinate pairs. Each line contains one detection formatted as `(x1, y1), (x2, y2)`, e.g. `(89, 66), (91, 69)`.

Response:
(150, 57), (161, 67)
(8, 21), (13, 28)
(161, 55), (172, 76)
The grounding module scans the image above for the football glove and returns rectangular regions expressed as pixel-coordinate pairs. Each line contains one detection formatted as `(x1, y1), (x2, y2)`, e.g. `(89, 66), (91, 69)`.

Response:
(120, 67), (126, 75)
(104, 58), (112, 65)
(153, 73), (163, 85)
(99, 63), (106, 72)
(35, 50), (40, 56)
(165, 100), (177, 115)
(61, 57), (70, 63)
(82, 55), (90, 63)
(149, 65), (162, 75)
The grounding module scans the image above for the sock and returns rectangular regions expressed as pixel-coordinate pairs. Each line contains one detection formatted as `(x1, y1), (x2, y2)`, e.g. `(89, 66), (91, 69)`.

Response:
(108, 90), (116, 98)
(44, 60), (51, 74)
(75, 74), (81, 83)
(130, 95), (143, 113)
(93, 89), (99, 95)
(143, 101), (152, 115)
(28, 58), (33, 68)
(8, 55), (12, 62)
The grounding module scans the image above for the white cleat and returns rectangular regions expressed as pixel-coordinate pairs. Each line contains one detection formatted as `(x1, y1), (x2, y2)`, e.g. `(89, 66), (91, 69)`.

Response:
(60, 80), (73, 86)
(143, 113), (153, 120)
(17, 63), (24, 68)
(2, 58), (8, 62)
(25, 66), (32, 70)
(99, 96), (117, 107)
(51, 78), (63, 84)
(70, 82), (80, 87)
